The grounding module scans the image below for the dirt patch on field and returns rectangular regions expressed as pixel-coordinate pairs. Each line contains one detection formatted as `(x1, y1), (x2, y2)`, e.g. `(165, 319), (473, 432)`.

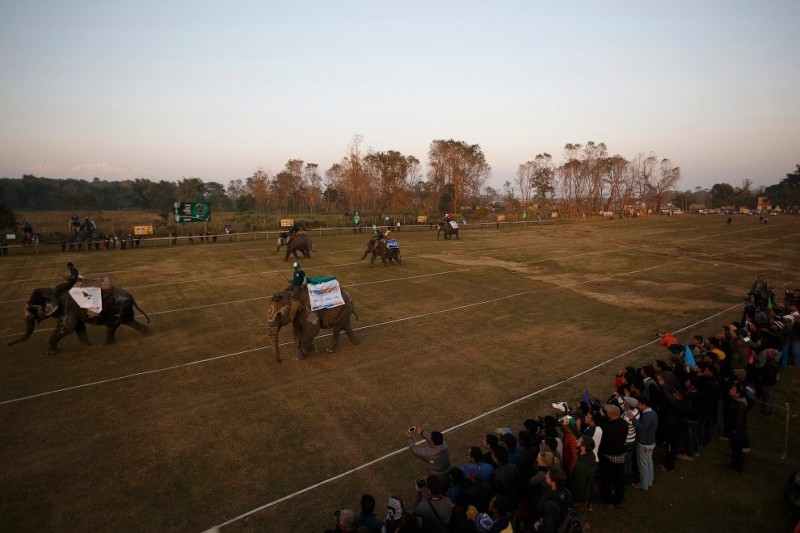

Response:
(418, 254), (721, 311)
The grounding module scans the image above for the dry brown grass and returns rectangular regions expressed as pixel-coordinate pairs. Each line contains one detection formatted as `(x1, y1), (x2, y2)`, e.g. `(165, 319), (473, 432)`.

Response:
(1, 215), (799, 532)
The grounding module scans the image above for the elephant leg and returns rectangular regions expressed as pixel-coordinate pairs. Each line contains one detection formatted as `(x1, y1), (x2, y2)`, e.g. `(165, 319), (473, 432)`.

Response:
(105, 323), (122, 344)
(327, 326), (341, 353)
(75, 321), (91, 346)
(369, 253), (377, 267)
(292, 322), (305, 359)
(344, 323), (359, 345)
(381, 254), (388, 266)
(48, 319), (73, 354)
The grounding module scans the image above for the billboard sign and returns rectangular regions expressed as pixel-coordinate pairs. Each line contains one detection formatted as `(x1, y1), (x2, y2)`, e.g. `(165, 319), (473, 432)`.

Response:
(174, 202), (211, 223)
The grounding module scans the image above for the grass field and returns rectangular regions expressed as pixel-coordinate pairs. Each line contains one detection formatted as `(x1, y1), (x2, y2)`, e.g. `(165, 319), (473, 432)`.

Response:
(1, 214), (799, 532)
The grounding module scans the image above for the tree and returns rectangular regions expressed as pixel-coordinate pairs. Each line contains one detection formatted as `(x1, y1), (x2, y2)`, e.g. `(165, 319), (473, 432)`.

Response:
(764, 164), (800, 212)
(177, 177), (206, 202)
(650, 158), (681, 213)
(709, 183), (736, 208)
(363, 150), (413, 219)
(427, 139), (490, 214)
(0, 202), (15, 230)
(603, 154), (630, 212)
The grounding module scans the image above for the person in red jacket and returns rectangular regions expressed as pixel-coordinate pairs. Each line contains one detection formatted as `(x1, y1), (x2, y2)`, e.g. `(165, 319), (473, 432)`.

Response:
(658, 332), (684, 355)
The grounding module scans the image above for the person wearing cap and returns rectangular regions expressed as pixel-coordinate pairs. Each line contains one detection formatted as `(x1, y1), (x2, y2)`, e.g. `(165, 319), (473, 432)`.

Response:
(287, 261), (305, 299)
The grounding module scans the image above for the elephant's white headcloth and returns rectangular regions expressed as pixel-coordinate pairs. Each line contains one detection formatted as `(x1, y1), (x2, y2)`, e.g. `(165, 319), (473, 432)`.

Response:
(69, 287), (103, 314)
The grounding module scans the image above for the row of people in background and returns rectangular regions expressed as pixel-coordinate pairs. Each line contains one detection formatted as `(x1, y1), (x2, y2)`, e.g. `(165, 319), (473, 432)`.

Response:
(325, 279), (800, 532)
(61, 233), (141, 251)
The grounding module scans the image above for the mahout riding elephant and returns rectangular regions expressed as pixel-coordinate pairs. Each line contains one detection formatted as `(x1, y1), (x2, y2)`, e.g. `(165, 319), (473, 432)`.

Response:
(266, 286), (359, 362)
(275, 232), (314, 261)
(360, 238), (401, 266)
(8, 283), (150, 354)
(437, 220), (460, 240)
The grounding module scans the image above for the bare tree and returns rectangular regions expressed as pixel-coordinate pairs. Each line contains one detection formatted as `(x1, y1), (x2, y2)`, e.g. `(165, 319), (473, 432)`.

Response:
(603, 154), (630, 212)
(515, 161), (535, 208)
(650, 158), (681, 213)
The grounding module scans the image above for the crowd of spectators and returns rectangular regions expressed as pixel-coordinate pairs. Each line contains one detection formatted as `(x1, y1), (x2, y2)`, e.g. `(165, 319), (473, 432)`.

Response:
(325, 278), (800, 533)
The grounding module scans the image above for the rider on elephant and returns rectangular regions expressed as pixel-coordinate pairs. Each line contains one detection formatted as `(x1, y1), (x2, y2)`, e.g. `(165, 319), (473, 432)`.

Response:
(51, 262), (79, 314)
(372, 224), (384, 243)
(287, 222), (301, 242)
(81, 217), (96, 234)
(285, 261), (306, 321)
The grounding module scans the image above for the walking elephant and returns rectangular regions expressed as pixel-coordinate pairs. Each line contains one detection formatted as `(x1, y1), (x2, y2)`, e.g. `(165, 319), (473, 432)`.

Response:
(266, 287), (359, 362)
(275, 232), (314, 261)
(7, 283), (151, 354)
(437, 220), (459, 240)
(360, 238), (401, 266)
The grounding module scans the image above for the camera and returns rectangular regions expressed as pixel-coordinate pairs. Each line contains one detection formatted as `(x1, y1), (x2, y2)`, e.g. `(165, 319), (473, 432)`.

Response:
(415, 478), (426, 489)
(408, 426), (416, 433)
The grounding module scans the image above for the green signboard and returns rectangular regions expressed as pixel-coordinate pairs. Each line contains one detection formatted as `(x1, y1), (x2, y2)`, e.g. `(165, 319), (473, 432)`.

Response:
(174, 202), (211, 223)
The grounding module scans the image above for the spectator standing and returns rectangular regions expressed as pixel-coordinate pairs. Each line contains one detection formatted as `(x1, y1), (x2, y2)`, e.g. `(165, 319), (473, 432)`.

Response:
(405, 426), (451, 487)
(412, 475), (453, 532)
(726, 384), (749, 472)
(629, 396), (658, 491)
(598, 404), (628, 509)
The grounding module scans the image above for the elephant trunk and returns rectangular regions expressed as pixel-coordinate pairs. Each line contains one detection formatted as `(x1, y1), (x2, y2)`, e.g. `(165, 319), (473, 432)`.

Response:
(267, 319), (282, 363)
(8, 313), (36, 347)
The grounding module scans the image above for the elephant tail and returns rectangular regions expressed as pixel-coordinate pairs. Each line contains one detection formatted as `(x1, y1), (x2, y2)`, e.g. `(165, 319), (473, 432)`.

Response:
(132, 299), (151, 324)
(351, 307), (359, 321)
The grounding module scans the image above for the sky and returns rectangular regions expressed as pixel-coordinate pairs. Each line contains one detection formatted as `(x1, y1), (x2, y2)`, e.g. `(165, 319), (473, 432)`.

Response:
(1, 1), (798, 192)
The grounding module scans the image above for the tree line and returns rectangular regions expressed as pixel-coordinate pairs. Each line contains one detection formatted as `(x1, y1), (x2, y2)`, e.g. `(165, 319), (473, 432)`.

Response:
(1, 136), (797, 218)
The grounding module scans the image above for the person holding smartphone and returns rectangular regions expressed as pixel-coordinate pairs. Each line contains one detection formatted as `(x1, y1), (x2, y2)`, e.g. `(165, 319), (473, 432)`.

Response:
(405, 425), (452, 489)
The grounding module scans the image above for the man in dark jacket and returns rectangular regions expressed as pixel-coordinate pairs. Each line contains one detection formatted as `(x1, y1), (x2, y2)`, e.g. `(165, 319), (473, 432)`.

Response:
(598, 404), (628, 509)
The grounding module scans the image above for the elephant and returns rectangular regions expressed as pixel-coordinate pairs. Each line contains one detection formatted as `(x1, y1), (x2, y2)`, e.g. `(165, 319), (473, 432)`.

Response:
(266, 286), (359, 362)
(437, 220), (460, 240)
(8, 283), (151, 354)
(359, 238), (401, 266)
(275, 232), (314, 261)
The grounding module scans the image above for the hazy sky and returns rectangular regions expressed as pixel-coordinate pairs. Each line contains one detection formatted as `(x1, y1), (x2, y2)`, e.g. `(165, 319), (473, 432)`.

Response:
(1, 1), (798, 192)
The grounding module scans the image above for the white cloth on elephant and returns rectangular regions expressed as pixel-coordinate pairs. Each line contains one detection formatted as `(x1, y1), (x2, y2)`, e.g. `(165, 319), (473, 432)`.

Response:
(307, 279), (344, 311)
(69, 287), (103, 314)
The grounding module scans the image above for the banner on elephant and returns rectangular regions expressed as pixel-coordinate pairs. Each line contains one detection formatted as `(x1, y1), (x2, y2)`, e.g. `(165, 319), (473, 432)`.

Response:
(306, 276), (345, 311)
(69, 287), (103, 314)
(173, 202), (211, 223)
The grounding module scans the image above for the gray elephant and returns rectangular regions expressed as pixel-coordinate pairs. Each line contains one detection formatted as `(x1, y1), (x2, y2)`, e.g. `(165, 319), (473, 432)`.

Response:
(8, 284), (150, 354)
(275, 232), (314, 261)
(266, 286), (358, 362)
(359, 238), (401, 266)
(437, 220), (459, 240)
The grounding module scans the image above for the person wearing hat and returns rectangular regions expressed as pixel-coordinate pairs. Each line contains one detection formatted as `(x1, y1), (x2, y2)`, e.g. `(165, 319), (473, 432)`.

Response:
(284, 262), (306, 322)
(288, 261), (305, 299)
